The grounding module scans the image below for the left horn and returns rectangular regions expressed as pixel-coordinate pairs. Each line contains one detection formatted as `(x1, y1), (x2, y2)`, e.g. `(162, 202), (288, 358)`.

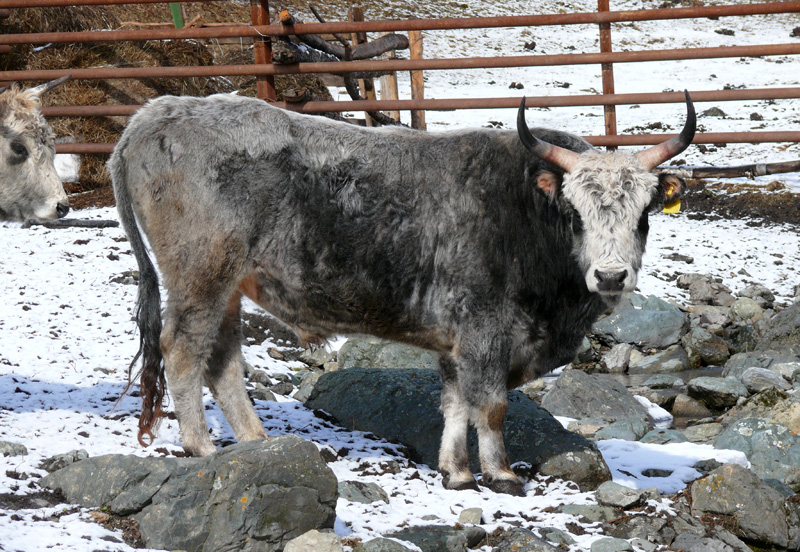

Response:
(636, 90), (696, 171)
(517, 97), (581, 173)
(31, 75), (72, 97)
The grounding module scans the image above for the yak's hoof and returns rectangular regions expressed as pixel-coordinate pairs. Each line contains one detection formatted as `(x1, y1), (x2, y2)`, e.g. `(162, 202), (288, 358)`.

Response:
(442, 474), (480, 492)
(485, 478), (526, 496)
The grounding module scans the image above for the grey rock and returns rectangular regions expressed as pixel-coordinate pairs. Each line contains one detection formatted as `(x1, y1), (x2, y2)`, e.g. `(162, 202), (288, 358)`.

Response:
(538, 527), (576, 546)
(678, 273), (717, 289)
(628, 345), (690, 374)
(41, 436), (338, 552)
(604, 516), (671, 544)
(576, 336), (595, 363)
(672, 394), (714, 419)
(687, 304), (730, 327)
(542, 369), (650, 424)
(684, 422), (724, 443)
(681, 326), (730, 368)
(729, 297), (764, 324)
(756, 301), (800, 351)
(558, 504), (618, 523)
(719, 388), (800, 434)
(250, 384), (277, 402)
(593, 308), (688, 349)
(689, 278), (735, 307)
(353, 538), (416, 552)
(722, 350), (800, 380)
(306, 368), (611, 490)
(715, 417), (800, 491)
(284, 530), (343, 552)
(773, 361), (800, 383)
(738, 284), (775, 309)
(458, 507), (483, 525)
(595, 417), (650, 441)
(635, 388), (677, 411)
(338, 481), (389, 504)
(596, 481), (647, 509)
(338, 336), (438, 371)
(687, 377), (749, 410)
(297, 347), (335, 367)
(591, 537), (634, 552)
(691, 463), (797, 549)
(248, 369), (273, 386)
(643, 374), (683, 389)
(603, 343), (634, 373)
(694, 459), (723, 475)
(629, 538), (658, 552)
(0, 441), (28, 457)
(740, 367), (791, 393)
(672, 533), (737, 552)
(386, 525), (486, 552)
(640, 428), (688, 445)
(494, 528), (561, 551)
(39, 449), (89, 473)
(567, 418), (608, 438)
(293, 369), (324, 403)
(642, 294), (682, 313)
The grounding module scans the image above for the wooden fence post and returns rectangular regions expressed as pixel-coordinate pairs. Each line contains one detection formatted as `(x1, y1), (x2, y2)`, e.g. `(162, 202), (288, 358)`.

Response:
(598, 0), (617, 150)
(349, 5), (378, 126)
(408, 29), (426, 130)
(380, 32), (401, 123)
(250, 0), (276, 102)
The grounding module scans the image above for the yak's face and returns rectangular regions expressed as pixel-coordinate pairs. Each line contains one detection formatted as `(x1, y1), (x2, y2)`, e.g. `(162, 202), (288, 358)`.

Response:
(558, 154), (686, 294)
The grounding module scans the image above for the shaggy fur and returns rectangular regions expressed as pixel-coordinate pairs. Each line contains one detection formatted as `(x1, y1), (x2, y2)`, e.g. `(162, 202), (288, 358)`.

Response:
(0, 84), (69, 222)
(109, 93), (689, 495)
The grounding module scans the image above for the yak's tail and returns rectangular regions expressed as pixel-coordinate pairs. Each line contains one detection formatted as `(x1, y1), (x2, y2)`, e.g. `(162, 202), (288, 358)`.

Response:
(108, 146), (166, 447)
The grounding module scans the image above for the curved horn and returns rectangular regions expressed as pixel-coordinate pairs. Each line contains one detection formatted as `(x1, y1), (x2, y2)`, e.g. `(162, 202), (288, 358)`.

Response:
(517, 97), (580, 173)
(0, 87), (7, 96)
(636, 90), (696, 171)
(30, 74), (72, 97)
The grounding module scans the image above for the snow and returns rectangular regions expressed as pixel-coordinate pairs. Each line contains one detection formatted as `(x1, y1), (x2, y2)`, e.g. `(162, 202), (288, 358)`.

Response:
(3, 0), (800, 549)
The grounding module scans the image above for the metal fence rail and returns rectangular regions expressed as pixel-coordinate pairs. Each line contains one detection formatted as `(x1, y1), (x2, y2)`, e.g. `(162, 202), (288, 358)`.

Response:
(1, 0), (799, 153)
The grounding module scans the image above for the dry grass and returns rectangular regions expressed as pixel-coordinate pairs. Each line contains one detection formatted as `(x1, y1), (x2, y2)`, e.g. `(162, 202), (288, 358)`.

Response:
(2, 3), (335, 196)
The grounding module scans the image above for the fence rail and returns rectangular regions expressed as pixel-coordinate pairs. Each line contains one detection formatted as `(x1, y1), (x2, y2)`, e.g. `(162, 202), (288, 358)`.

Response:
(2, 0), (799, 154)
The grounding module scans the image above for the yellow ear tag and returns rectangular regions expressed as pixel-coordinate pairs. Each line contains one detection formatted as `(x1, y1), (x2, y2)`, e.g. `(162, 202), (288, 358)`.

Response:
(663, 198), (681, 213)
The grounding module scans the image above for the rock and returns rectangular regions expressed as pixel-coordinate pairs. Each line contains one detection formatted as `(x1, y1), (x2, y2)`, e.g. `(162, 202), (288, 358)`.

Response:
(458, 507), (483, 524)
(595, 417), (650, 441)
(642, 295), (681, 312)
(593, 309), (688, 349)
(338, 481), (389, 504)
(306, 368), (611, 491)
(538, 527), (576, 546)
(337, 336), (438, 371)
(671, 533), (740, 552)
(672, 394), (714, 419)
(41, 436), (338, 552)
(293, 369), (324, 402)
(691, 463), (799, 549)
(248, 369), (273, 386)
(270, 381), (295, 396)
(353, 539), (416, 552)
(740, 367), (791, 393)
(591, 537), (633, 552)
(687, 305), (731, 327)
(678, 273), (716, 289)
(719, 388), (800, 434)
(715, 417), (800, 491)
(738, 284), (775, 309)
(542, 369), (650, 425)
(684, 422), (724, 443)
(576, 336), (595, 363)
(604, 516), (671, 544)
(756, 300), (800, 350)
(773, 361), (800, 383)
(38, 449), (89, 473)
(729, 298), (763, 324)
(386, 525), (486, 552)
(643, 374), (683, 389)
(595, 481), (647, 509)
(687, 377), (749, 410)
(251, 385), (278, 402)
(603, 343), (634, 373)
(0, 441), (28, 457)
(635, 388), (677, 411)
(689, 278), (735, 307)
(567, 418), (608, 438)
(297, 347), (335, 367)
(284, 530), (343, 552)
(494, 527), (562, 551)
(628, 345), (690, 374)
(640, 428), (688, 445)
(681, 327), (730, 368)
(723, 350), (800, 380)
(558, 504), (618, 523)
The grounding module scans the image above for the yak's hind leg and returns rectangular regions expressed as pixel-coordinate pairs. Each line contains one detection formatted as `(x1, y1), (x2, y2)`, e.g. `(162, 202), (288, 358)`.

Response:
(204, 290), (266, 443)
(450, 326), (525, 496)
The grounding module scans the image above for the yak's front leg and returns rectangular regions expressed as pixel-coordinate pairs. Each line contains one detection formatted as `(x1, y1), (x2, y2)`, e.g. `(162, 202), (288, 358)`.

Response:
(438, 354), (479, 491)
(460, 329), (525, 496)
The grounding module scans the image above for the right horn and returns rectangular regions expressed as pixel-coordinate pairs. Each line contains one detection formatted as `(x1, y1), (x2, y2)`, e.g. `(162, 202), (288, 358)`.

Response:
(517, 97), (581, 173)
(636, 90), (696, 171)
(30, 75), (72, 97)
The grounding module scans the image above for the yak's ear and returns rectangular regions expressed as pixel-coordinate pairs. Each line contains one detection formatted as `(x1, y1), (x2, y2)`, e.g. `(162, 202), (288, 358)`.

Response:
(535, 170), (563, 200)
(654, 173), (688, 213)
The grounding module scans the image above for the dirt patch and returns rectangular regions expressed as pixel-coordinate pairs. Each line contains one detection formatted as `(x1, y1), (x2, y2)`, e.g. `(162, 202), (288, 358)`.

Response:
(683, 180), (800, 226)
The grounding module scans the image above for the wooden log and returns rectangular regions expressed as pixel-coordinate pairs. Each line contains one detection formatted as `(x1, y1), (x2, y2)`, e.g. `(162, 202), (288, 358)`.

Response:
(409, 30), (426, 130)
(379, 32), (401, 122)
(22, 219), (120, 229)
(659, 159), (800, 179)
(349, 5), (376, 126)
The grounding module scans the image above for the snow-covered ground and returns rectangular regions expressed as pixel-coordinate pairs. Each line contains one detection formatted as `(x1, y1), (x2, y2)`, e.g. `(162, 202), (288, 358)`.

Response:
(2, 0), (799, 549)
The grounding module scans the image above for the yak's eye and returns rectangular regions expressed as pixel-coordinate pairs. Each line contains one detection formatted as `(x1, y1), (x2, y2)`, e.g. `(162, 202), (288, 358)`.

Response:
(10, 142), (28, 158)
(571, 211), (584, 235)
(637, 211), (650, 234)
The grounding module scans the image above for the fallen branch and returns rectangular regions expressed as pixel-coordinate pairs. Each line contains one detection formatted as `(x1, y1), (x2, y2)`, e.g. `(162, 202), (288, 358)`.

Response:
(22, 219), (120, 229)
(658, 159), (800, 180)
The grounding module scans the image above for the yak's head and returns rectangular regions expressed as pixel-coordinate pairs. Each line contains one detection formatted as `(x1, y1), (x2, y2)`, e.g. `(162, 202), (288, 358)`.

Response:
(518, 91), (694, 295)
(0, 76), (71, 222)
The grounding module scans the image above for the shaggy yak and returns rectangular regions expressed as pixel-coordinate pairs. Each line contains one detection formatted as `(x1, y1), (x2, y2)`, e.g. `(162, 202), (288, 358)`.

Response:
(0, 76), (70, 222)
(110, 91), (694, 495)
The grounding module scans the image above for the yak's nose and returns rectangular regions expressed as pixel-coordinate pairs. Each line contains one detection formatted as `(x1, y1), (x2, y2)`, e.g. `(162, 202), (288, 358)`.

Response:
(56, 201), (70, 219)
(595, 269), (628, 293)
